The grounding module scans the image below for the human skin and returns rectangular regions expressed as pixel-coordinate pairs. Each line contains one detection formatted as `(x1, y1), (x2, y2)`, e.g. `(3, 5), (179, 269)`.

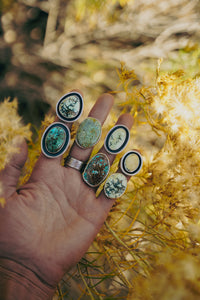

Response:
(0, 91), (133, 299)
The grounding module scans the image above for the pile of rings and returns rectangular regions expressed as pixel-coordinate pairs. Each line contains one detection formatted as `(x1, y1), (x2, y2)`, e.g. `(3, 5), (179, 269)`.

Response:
(41, 92), (143, 199)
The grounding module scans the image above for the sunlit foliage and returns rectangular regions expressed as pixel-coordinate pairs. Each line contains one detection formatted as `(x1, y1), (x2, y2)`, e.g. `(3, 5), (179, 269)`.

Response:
(0, 99), (31, 171)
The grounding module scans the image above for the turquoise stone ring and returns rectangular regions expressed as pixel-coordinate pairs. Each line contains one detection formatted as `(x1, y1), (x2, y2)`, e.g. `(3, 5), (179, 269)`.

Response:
(83, 153), (110, 187)
(41, 122), (70, 158)
(56, 92), (83, 122)
(120, 150), (143, 176)
(104, 173), (127, 199)
(76, 117), (102, 148)
(104, 125), (130, 154)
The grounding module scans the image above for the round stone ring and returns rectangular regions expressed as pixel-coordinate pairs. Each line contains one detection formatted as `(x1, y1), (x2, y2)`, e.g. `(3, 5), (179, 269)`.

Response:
(120, 150), (143, 176)
(41, 122), (70, 158)
(56, 92), (83, 122)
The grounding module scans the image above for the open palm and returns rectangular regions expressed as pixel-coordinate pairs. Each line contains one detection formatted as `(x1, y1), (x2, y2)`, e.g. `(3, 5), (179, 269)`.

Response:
(0, 92), (133, 298)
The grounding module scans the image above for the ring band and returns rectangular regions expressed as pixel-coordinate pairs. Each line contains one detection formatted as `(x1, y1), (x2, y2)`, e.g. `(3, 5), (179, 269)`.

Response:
(64, 155), (86, 172)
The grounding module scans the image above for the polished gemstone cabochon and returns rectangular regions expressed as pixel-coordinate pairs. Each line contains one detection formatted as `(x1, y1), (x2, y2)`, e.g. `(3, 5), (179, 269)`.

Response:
(76, 117), (102, 148)
(41, 122), (70, 158)
(104, 125), (130, 154)
(83, 153), (110, 187)
(120, 150), (143, 176)
(56, 92), (83, 122)
(104, 173), (127, 199)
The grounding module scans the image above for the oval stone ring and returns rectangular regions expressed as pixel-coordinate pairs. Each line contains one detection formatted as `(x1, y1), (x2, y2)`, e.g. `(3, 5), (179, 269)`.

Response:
(120, 150), (143, 176)
(75, 117), (102, 149)
(104, 124), (130, 154)
(41, 122), (70, 158)
(56, 91), (84, 122)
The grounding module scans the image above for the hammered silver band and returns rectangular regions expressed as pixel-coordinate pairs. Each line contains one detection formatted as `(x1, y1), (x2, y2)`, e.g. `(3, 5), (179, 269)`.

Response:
(64, 155), (85, 172)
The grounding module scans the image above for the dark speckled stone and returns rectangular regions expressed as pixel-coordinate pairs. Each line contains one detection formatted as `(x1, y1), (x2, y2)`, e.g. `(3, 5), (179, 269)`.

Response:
(83, 153), (110, 187)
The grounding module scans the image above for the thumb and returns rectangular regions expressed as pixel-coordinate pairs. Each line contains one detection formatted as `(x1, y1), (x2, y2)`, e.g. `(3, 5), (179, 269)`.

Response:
(0, 139), (28, 199)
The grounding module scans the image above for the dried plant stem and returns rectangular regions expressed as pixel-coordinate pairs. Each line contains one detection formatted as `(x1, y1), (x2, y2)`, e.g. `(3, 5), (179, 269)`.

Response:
(77, 263), (95, 300)
(56, 283), (64, 300)
(44, 0), (60, 47)
(105, 221), (151, 275)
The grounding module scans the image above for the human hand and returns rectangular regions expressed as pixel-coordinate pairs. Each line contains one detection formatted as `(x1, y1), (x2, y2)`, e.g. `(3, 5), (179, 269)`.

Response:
(0, 91), (133, 299)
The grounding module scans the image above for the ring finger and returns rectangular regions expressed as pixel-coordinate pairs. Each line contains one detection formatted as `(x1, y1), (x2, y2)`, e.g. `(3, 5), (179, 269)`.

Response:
(68, 93), (114, 162)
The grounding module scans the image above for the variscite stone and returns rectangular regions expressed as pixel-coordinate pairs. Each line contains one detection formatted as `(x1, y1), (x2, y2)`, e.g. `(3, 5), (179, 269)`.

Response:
(120, 150), (143, 176)
(104, 125), (130, 154)
(83, 153), (110, 187)
(41, 122), (70, 158)
(56, 92), (83, 122)
(76, 117), (102, 148)
(104, 173), (127, 199)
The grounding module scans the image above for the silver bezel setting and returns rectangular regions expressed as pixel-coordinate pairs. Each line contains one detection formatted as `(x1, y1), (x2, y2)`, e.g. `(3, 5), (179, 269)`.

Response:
(120, 150), (143, 176)
(41, 122), (70, 158)
(82, 153), (110, 187)
(56, 91), (84, 122)
(104, 124), (130, 154)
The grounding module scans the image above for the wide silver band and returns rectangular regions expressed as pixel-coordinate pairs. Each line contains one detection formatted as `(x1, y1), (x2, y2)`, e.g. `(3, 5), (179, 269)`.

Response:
(64, 155), (85, 172)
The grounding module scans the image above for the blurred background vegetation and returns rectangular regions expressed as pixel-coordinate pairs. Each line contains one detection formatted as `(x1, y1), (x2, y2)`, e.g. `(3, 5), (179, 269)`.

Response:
(1, 0), (200, 299)
(0, 0), (200, 126)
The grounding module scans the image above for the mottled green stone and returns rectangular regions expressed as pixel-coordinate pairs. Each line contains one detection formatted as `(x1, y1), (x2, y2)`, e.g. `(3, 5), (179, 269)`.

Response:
(59, 95), (81, 119)
(83, 153), (110, 187)
(108, 128), (127, 151)
(104, 173), (127, 199)
(76, 117), (102, 148)
(45, 126), (66, 153)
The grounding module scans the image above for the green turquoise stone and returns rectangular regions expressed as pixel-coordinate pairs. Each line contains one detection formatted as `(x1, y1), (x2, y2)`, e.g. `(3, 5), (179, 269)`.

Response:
(83, 153), (110, 187)
(76, 117), (102, 148)
(108, 128), (126, 150)
(104, 173), (127, 199)
(45, 126), (66, 153)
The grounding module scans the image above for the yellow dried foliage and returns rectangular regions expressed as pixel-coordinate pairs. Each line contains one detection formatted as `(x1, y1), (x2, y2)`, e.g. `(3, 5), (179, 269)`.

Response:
(129, 250), (200, 299)
(0, 182), (5, 208)
(19, 114), (55, 186)
(71, 61), (200, 299)
(0, 99), (31, 171)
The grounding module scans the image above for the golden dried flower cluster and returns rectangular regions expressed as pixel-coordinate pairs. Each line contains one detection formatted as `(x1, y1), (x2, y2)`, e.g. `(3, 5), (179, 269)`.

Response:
(0, 99), (31, 171)
(75, 61), (200, 299)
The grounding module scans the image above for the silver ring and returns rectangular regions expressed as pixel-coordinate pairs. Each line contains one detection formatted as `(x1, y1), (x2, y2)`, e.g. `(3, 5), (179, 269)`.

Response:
(64, 155), (86, 172)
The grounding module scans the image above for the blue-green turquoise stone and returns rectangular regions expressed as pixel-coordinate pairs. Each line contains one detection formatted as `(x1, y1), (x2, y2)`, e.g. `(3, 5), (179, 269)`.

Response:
(45, 126), (66, 153)
(104, 173), (127, 199)
(83, 153), (110, 187)
(76, 117), (102, 148)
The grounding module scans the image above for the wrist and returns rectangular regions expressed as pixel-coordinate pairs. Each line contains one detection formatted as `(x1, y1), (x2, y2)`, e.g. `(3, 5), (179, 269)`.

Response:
(0, 258), (55, 300)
